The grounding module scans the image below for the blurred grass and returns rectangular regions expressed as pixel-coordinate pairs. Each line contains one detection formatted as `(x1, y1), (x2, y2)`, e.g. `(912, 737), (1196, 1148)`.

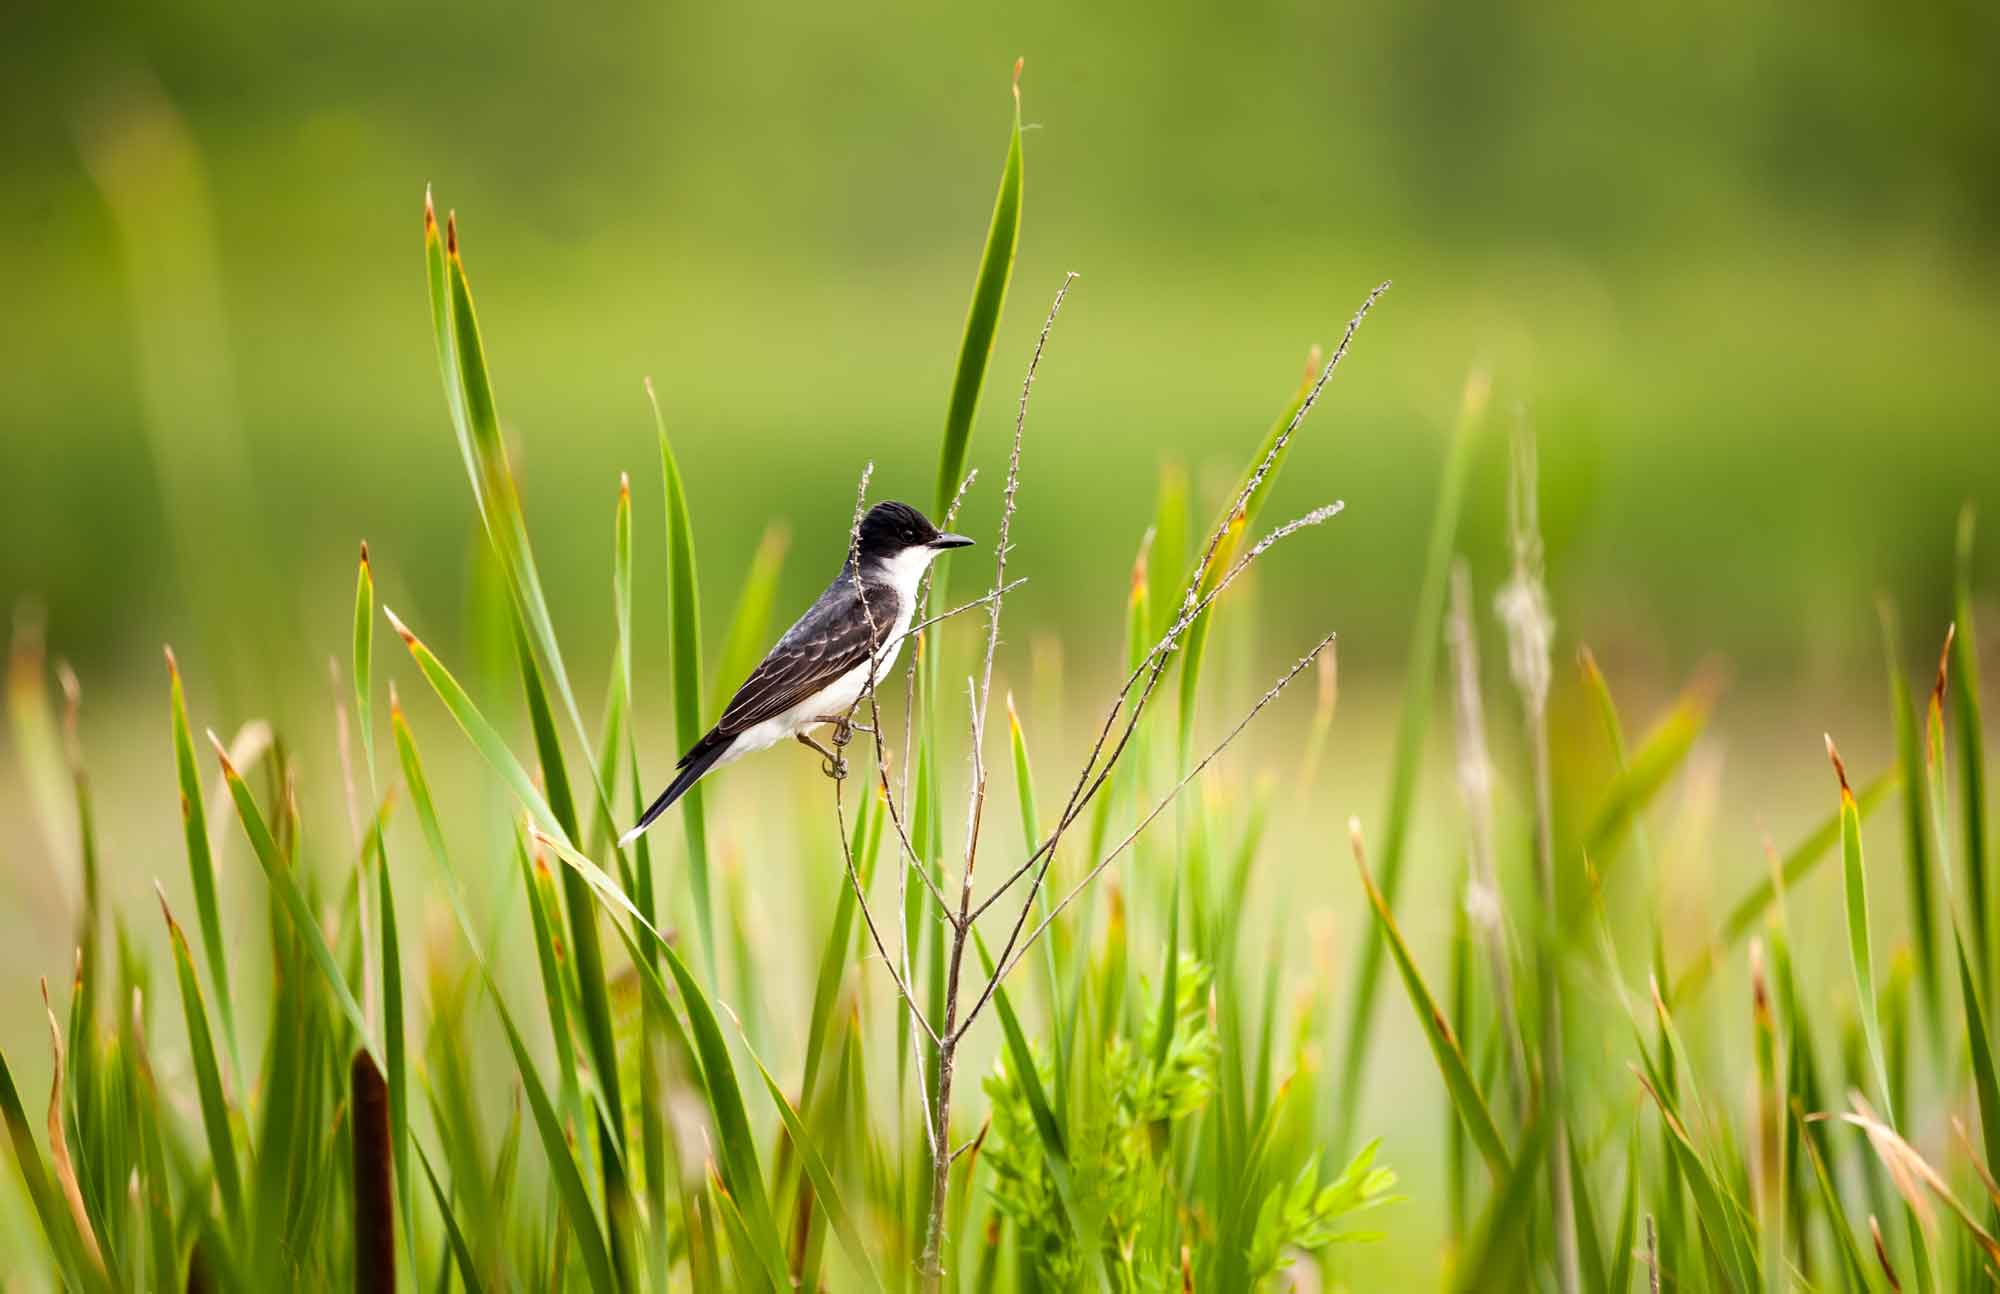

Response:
(3, 0), (1997, 695)
(3, 4), (2000, 1287)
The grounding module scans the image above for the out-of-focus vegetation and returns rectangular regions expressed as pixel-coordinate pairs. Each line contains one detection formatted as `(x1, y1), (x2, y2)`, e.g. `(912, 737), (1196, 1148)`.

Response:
(4, 2), (2000, 1288)
(2, 0), (1997, 692)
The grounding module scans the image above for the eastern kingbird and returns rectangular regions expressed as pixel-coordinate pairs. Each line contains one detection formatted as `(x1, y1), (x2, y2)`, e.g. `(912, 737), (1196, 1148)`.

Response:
(620, 500), (973, 846)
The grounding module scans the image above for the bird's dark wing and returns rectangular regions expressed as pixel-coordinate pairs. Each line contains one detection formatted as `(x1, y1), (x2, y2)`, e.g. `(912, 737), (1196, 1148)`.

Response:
(711, 571), (900, 738)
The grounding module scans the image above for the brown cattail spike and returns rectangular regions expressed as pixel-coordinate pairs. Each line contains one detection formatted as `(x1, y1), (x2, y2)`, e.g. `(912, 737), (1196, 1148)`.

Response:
(351, 1048), (395, 1294)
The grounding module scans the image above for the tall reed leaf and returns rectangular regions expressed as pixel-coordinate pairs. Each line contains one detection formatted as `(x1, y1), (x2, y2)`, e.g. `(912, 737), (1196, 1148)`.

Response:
(1350, 819), (1509, 1181)
(423, 195), (613, 826)
(1174, 347), (1317, 759)
(1951, 507), (1988, 990)
(1334, 371), (1486, 1150)
(388, 700), (618, 1294)
(645, 379), (716, 973)
(155, 888), (244, 1233)
(208, 734), (376, 1061)
(933, 60), (1024, 517)
(1829, 737), (1895, 1121)
(165, 647), (239, 1073)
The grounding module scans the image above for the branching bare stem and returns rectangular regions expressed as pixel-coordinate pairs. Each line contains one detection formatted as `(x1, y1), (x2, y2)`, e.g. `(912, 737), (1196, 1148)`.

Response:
(822, 277), (1388, 1289)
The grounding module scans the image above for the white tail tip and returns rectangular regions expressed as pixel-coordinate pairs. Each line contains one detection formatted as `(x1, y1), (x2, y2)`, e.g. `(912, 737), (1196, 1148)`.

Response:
(617, 822), (648, 850)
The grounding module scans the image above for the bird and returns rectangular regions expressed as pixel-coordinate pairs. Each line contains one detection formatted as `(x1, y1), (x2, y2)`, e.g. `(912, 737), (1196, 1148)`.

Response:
(620, 500), (973, 847)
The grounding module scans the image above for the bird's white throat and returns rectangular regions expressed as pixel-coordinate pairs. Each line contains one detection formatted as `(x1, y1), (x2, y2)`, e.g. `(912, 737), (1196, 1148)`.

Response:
(871, 543), (949, 604)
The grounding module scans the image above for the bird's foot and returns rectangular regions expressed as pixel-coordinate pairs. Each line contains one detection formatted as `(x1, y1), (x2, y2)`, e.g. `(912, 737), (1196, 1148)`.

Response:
(798, 731), (848, 780)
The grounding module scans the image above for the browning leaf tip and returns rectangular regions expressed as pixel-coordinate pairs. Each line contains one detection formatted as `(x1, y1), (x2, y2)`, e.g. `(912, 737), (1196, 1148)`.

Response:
(445, 210), (458, 258)
(1825, 733), (1852, 796)
(381, 605), (417, 647)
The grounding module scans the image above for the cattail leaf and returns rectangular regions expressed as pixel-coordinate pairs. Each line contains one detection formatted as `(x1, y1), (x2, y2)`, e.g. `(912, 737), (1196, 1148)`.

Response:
(413, 1141), (486, 1294)
(165, 648), (239, 1075)
(1830, 738), (1895, 1122)
(1175, 348), (1315, 760)
(1581, 677), (1713, 865)
(386, 702), (617, 1294)
(1881, 604), (1943, 1033)
(424, 196), (617, 837)
(1671, 768), (1896, 1005)
(516, 835), (584, 1134)
(383, 606), (566, 843)
(656, 940), (791, 1281)
(710, 523), (790, 718)
(1333, 371), (1485, 1152)
(156, 888), (244, 1232)
(1606, 1127), (1640, 1294)
(933, 61), (1024, 517)
(1950, 507), (1988, 990)
(0, 1042), (97, 1292)
(1451, 1117), (1550, 1293)
(746, 1049), (884, 1290)
(209, 736), (375, 1062)
(645, 381), (717, 975)
(800, 784), (881, 1110)
(1798, 1105), (1875, 1292)
(1351, 820), (1509, 1181)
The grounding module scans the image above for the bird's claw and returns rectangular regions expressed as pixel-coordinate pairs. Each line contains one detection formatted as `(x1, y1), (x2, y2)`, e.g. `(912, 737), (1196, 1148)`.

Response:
(821, 753), (848, 780)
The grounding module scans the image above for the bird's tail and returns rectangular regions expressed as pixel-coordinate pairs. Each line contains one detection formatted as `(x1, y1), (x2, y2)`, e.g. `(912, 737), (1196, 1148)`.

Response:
(619, 733), (728, 848)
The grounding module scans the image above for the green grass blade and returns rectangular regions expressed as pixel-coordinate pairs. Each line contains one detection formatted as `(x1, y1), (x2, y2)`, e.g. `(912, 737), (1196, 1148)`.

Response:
(932, 60), (1024, 517)
(387, 700), (618, 1294)
(1607, 1127), (1640, 1294)
(1952, 507), (1988, 991)
(1351, 819), (1509, 1181)
(710, 522), (790, 718)
(155, 888), (244, 1232)
(1333, 371), (1485, 1151)
(645, 379), (717, 975)
(383, 607), (566, 842)
(165, 648), (239, 1076)
(427, 200), (615, 833)
(746, 1050), (884, 1291)
(1451, 1117), (1550, 1293)
(1954, 922), (2000, 1190)
(413, 1140), (487, 1294)
(1798, 1103), (1873, 1292)
(208, 734), (376, 1061)
(656, 940), (791, 1278)
(511, 608), (628, 1173)
(1671, 768), (1896, 1005)
(1881, 603), (1943, 1032)
(1174, 349), (1315, 758)
(1829, 738), (1894, 1122)
(800, 785), (881, 1110)
(1581, 678), (1712, 865)
(354, 543), (377, 787)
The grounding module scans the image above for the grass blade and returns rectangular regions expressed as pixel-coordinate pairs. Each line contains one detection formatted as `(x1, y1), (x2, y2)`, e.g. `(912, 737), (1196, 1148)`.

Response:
(1951, 507), (1988, 990)
(207, 732), (376, 1061)
(1333, 370), (1486, 1152)
(747, 1049), (884, 1290)
(645, 379), (717, 974)
(709, 523), (790, 718)
(1829, 736), (1895, 1121)
(155, 886), (244, 1232)
(165, 647), (239, 1076)
(1350, 818), (1509, 1181)
(387, 699), (618, 1294)
(1670, 767), (1896, 1005)
(933, 59), (1024, 517)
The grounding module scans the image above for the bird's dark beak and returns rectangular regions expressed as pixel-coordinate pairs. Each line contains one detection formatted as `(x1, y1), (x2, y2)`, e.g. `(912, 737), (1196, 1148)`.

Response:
(930, 533), (975, 550)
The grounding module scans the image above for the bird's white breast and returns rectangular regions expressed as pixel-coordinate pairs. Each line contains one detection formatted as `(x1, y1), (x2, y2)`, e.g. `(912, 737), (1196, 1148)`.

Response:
(718, 547), (936, 763)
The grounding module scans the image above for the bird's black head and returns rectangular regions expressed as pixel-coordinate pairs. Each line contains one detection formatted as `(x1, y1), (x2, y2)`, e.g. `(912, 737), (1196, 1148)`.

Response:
(856, 501), (973, 561)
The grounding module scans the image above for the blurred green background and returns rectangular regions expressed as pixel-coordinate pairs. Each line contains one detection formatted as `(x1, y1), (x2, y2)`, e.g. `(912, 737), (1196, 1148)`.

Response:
(3, 0), (1999, 1281)
(3, 0), (1996, 696)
